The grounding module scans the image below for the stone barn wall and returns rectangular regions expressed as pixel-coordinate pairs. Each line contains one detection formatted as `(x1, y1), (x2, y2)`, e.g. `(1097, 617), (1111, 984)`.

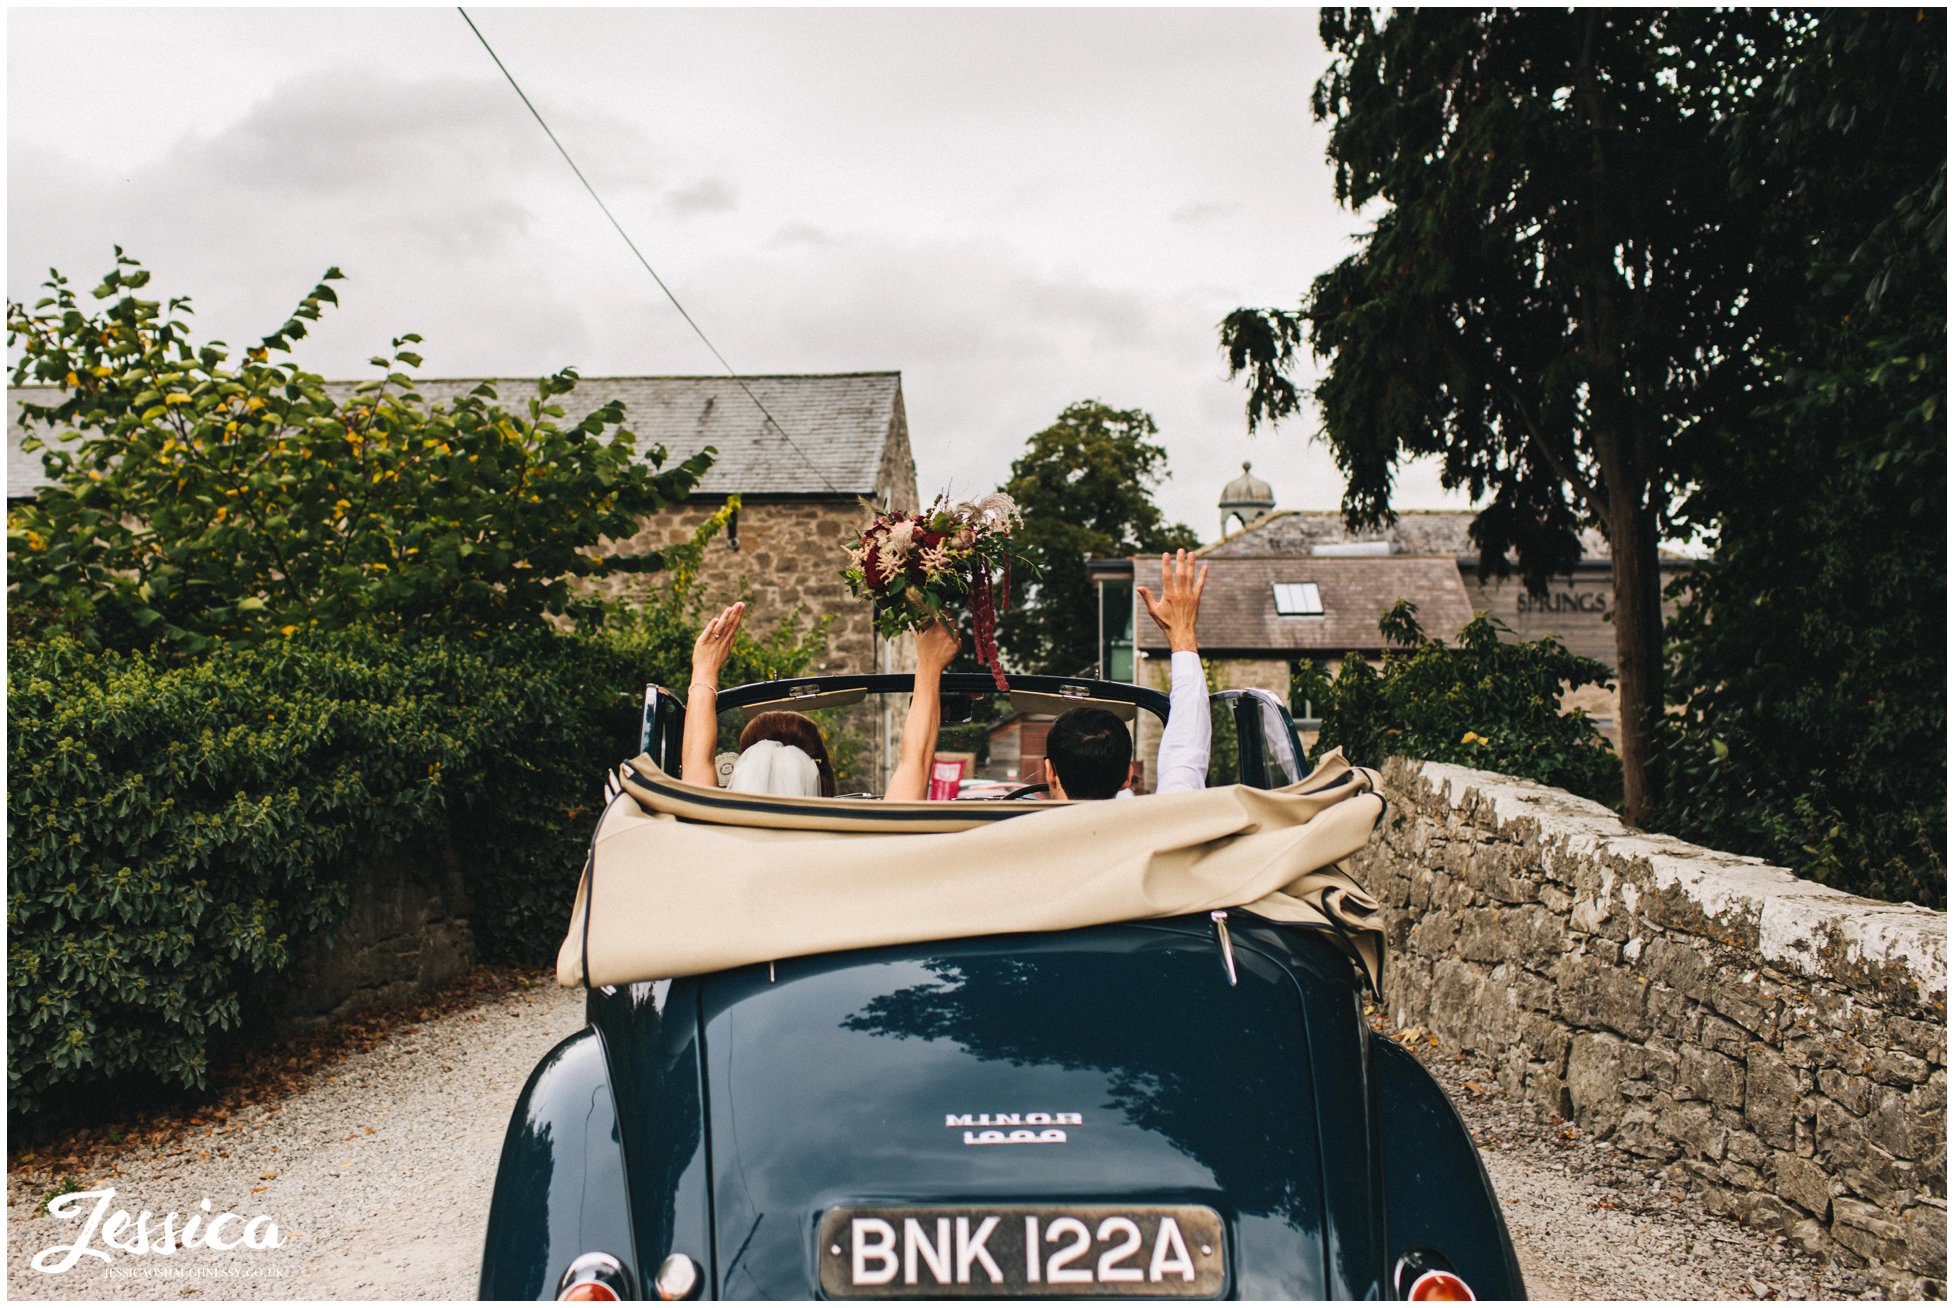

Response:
(274, 838), (475, 1032)
(1350, 759), (1946, 1294)
(590, 498), (910, 791)
(594, 498), (882, 678)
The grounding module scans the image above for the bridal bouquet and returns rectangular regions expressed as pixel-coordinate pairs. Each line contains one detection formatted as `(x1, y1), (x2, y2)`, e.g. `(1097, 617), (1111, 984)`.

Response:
(841, 492), (1024, 690)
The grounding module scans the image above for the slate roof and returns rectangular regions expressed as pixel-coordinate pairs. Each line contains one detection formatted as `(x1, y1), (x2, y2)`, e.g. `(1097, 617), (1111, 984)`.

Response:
(1134, 554), (1475, 655)
(1202, 508), (1616, 560)
(8, 372), (901, 500)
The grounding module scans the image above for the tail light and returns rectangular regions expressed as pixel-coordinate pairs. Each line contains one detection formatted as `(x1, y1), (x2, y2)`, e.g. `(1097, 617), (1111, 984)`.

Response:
(558, 1251), (632, 1301)
(1395, 1249), (1474, 1301)
(1406, 1269), (1475, 1301)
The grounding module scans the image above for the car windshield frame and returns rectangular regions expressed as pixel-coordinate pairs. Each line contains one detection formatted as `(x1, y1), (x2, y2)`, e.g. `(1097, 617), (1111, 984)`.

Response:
(709, 671), (1172, 722)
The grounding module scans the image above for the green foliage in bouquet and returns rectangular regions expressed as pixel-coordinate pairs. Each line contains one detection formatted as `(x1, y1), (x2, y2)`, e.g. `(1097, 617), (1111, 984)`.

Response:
(1295, 601), (1620, 802)
(7, 251), (712, 653)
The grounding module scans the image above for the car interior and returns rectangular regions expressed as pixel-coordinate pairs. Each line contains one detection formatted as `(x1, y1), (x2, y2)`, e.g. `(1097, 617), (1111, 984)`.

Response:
(640, 673), (1306, 802)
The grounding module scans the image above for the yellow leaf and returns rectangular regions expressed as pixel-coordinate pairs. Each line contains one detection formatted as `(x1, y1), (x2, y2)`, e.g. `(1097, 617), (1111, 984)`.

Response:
(91, 365), (112, 377)
(278, 625), (300, 637)
(164, 392), (191, 406)
(64, 371), (78, 387)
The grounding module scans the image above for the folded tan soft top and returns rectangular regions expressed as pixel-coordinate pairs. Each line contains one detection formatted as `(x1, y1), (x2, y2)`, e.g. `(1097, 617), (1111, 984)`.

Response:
(556, 748), (1388, 992)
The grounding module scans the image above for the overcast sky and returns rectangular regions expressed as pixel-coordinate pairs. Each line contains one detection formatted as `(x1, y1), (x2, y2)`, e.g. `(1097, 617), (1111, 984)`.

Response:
(7, 6), (1470, 537)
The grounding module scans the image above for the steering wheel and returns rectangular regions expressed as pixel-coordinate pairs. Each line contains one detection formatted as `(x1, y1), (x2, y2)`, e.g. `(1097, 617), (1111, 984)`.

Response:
(1001, 783), (1050, 801)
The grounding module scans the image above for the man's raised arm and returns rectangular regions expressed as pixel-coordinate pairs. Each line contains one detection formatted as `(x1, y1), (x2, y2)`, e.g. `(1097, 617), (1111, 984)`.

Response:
(1138, 550), (1211, 795)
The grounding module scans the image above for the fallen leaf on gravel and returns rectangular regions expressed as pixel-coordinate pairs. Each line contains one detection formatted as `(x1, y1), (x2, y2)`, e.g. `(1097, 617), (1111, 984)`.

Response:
(363, 1127), (375, 1135)
(251, 1185), (268, 1194)
(195, 1150), (210, 1162)
(260, 1170), (277, 1181)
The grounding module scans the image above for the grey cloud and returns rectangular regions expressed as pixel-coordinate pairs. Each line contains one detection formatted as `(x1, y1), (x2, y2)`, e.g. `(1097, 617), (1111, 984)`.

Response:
(165, 71), (663, 200)
(1169, 201), (1242, 224)
(666, 177), (737, 216)
(770, 222), (840, 248)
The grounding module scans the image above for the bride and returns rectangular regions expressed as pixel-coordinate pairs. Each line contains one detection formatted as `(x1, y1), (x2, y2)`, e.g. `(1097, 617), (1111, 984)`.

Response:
(680, 601), (960, 801)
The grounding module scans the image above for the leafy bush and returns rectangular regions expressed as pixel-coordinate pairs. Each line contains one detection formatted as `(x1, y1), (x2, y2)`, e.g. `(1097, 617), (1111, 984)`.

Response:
(7, 579), (824, 1122)
(1293, 601), (1619, 802)
(6, 252), (709, 652)
(4, 256), (834, 1123)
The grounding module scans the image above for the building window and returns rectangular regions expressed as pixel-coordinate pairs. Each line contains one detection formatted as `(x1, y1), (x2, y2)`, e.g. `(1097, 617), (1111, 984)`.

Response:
(1272, 582), (1323, 616)
(1098, 578), (1134, 682)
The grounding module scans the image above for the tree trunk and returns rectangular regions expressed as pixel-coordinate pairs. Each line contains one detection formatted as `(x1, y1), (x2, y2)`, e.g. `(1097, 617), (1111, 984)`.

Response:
(1608, 494), (1665, 825)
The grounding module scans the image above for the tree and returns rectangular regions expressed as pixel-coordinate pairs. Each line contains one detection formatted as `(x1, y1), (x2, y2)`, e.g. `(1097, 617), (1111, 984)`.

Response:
(7, 252), (711, 653)
(995, 400), (1200, 677)
(1220, 10), (1789, 824)
(1294, 601), (1619, 802)
(1657, 11), (1946, 905)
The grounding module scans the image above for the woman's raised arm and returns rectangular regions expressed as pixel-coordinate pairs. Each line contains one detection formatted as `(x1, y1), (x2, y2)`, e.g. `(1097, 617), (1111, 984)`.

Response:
(884, 620), (962, 801)
(681, 602), (746, 786)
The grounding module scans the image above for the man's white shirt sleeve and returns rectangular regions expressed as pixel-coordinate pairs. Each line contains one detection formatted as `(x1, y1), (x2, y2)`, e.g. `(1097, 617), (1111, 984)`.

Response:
(1154, 650), (1211, 794)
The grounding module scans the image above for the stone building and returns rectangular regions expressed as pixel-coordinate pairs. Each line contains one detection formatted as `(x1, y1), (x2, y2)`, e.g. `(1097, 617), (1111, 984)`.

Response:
(380, 373), (919, 677)
(9, 372), (920, 781)
(1091, 470), (1689, 765)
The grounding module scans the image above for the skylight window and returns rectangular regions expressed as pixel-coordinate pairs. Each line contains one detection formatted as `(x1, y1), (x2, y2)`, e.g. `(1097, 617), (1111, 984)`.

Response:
(1272, 582), (1323, 616)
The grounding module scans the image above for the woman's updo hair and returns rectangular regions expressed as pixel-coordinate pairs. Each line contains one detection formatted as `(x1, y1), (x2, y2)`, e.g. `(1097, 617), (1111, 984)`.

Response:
(739, 710), (838, 797)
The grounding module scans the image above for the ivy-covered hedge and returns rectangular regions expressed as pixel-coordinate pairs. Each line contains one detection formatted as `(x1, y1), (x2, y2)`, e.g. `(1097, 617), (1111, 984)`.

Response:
(7, 613), (819, 1121)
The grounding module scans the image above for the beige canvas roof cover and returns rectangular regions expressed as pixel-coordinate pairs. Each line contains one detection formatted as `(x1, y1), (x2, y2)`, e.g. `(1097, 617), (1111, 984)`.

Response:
(557, 749), (1388, 991)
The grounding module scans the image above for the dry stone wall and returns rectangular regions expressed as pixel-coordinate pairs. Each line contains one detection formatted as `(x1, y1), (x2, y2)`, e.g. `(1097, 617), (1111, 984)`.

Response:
(1350, 759), (1946, 1294)
(273, 840), (474, 1032)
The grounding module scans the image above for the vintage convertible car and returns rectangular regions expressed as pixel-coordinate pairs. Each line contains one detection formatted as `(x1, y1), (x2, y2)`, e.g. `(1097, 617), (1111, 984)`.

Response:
(479, 672), (1524, 1301)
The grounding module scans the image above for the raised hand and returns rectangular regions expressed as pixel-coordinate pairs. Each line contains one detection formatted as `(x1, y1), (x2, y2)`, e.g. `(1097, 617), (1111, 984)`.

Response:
(915, 618), (962, 672)
(1137, 549), (1208, 654)
(691, 601), (747, 687)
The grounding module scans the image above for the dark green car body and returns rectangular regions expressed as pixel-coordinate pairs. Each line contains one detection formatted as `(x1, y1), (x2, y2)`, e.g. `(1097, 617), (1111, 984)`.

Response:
(479, 674), (1524, 1300)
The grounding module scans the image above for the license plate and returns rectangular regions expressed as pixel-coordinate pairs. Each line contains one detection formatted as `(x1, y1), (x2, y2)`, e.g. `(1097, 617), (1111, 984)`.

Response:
(817, 1204), (1226, 1298)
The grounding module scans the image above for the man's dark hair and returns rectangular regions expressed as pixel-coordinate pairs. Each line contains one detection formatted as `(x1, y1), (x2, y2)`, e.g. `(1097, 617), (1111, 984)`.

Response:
(1044, 707), (1133, 800)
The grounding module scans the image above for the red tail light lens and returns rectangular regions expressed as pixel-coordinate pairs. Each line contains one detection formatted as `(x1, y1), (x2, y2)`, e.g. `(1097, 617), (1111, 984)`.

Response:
(1407, 1269), (1475, 1301)
(556, 1251), (631, 1301)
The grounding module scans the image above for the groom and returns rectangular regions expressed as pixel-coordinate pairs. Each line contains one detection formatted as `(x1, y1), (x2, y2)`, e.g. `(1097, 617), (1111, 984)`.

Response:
(1043, 549), (1211, 800)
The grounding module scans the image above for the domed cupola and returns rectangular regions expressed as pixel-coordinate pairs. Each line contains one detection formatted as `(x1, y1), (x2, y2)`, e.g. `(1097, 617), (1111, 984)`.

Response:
(1220, 461), (1275, 537)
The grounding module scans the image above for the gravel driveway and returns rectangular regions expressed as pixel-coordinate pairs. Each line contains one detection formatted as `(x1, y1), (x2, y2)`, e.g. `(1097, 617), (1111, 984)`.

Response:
(7, 975), (586, 1300)
(7, 971), (1892, 1300)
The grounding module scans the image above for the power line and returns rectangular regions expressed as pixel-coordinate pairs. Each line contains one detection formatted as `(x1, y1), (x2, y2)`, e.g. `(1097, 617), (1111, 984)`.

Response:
(456, 6), (843, 495)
